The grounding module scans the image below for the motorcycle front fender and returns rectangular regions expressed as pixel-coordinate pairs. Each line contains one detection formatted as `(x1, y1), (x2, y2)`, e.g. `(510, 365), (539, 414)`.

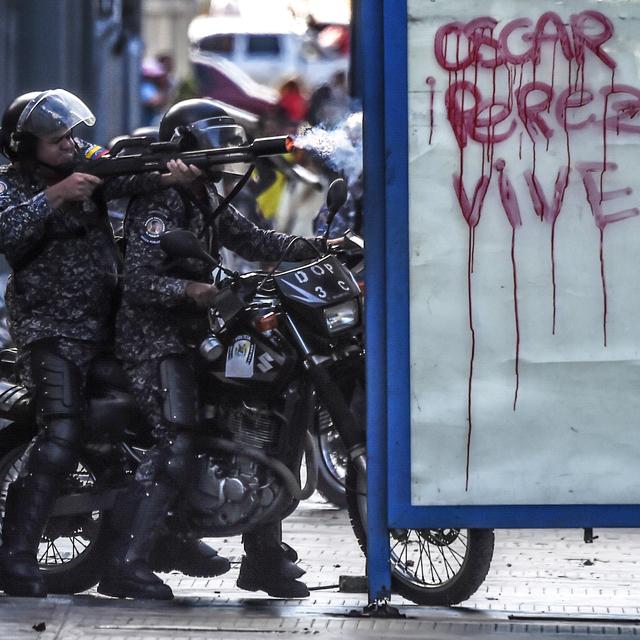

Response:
(306, 362), (365, 455)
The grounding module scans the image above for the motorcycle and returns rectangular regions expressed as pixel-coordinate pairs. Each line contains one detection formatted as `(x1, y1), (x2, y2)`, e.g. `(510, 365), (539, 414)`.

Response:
(0, 179), (495, 605)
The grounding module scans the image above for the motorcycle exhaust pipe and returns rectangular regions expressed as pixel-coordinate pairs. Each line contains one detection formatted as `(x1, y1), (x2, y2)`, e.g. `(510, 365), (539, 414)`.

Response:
(51, 434), (321, 520)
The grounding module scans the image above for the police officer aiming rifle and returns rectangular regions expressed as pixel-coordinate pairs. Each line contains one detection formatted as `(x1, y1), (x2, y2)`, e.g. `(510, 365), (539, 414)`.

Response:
(0, 89), (227, 598)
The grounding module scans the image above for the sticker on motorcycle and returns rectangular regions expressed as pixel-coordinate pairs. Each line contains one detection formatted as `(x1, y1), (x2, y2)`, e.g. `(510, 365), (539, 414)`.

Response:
(225, 335), (255, 378)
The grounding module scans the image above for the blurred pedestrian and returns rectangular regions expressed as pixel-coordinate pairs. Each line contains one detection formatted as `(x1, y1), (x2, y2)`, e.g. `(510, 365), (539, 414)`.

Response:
(308, 70), (350, 128)
(277, 78), (308, 130)
(140, 56), (172, 127)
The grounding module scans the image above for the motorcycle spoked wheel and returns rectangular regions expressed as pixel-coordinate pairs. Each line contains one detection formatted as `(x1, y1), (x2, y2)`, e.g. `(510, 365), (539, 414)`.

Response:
(345, 461), (495, 606)
(315, 406), (348, 508)
(0, 443), (110, 594)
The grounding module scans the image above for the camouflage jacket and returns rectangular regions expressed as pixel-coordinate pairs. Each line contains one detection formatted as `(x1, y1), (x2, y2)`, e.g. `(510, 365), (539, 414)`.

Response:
(0, 140), (164, 349)
(115, 183), (322, 361)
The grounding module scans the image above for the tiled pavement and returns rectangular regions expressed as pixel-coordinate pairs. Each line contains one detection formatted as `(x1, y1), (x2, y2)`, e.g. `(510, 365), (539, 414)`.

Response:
(0, 496), (639, 639)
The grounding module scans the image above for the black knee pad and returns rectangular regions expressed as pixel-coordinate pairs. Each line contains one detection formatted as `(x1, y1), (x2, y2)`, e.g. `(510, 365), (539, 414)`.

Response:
(30, 344), (84, 419)
(24, 417), (84, 478)
(159, 356), (199, 429)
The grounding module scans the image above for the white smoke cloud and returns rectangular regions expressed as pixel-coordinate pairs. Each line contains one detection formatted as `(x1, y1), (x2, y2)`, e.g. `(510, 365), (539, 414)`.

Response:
(294, 112), (363, 186)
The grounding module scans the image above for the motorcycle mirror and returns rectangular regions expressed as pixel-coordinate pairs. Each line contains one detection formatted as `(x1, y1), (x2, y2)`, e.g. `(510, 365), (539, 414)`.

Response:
(324, 178), (348, 238)
(159, 229), (218, 267)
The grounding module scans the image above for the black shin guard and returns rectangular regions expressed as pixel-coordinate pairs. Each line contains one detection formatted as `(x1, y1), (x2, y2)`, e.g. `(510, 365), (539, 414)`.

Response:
(0, 475), (59, 597)
(98, 482), (176, 600)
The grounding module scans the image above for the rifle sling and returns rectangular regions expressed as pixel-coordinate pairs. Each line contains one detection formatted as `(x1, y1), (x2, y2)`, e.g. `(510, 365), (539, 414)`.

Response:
(177, 166), (254, 257)
(206, 164), (255, 230)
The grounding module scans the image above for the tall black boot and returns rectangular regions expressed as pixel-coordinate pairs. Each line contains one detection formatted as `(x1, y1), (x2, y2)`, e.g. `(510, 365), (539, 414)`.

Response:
(238, 521), (309, 598)
(0, 475), (58, 597)
(150, 530), (231, 578)
(97, 481), (176, 600)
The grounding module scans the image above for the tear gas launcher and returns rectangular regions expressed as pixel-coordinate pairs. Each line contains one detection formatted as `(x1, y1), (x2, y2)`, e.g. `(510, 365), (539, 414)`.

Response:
(70, 135), (295, 178)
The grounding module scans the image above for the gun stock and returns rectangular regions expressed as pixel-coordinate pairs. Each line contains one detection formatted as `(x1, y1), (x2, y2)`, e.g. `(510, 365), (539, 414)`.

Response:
(72, 135), (295, 178)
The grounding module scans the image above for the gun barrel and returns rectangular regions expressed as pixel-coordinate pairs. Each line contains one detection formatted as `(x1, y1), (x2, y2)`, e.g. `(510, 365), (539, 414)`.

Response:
(75, 134), (296, 178)
(251, 135), (295, 156)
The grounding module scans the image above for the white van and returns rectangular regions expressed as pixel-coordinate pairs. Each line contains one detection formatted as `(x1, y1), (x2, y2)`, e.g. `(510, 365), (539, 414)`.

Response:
(187, 16), (349, 91)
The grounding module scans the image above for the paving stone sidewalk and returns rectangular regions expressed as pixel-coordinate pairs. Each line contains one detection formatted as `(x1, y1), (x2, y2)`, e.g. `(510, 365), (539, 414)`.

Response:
(0, 496), (638, 639)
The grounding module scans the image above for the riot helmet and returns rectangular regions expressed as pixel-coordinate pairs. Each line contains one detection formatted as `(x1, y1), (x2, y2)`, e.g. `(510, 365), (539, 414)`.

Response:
(130, 126), (160, 141)
(1, 91), (42, 160)
(159, 99), (248, 175)
(1, 89), (95, 162)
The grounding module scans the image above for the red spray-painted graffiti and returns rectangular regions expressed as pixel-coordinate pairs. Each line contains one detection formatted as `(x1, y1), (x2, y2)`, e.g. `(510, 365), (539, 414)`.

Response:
(431, 10), (640, 489)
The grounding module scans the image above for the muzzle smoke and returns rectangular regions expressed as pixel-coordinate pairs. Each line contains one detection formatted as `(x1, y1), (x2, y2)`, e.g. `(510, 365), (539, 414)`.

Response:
(294, 112), (362, 186)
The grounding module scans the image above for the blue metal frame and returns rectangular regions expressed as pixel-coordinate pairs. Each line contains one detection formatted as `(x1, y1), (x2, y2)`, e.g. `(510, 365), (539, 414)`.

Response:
(362, 0), (640, 603)
(379, 3), (640, 532)
(361, 0), (392, 602)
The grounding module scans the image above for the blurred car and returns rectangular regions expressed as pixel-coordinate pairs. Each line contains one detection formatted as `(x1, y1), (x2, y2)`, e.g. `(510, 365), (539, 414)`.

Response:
(187, 16), (349, 91)
(190, 50), (279, 117)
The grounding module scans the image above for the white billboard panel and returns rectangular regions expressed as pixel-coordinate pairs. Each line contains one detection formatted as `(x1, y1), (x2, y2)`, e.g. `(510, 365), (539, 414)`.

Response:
(409, 0), (640, 505)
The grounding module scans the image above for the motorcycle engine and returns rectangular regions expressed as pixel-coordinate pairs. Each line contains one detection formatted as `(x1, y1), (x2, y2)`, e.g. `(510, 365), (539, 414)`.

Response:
(227, 400), (279, 452)
(186, 400), (285, 533)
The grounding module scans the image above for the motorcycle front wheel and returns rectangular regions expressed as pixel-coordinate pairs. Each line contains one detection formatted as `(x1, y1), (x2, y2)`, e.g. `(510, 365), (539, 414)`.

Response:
(0, 443), (109, 594)
(345, 461), (495, 606)
(315, 406), (348, 508)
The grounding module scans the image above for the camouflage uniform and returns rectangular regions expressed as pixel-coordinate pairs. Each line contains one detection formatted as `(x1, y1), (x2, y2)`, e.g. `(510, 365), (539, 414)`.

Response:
(114, 182), (319, 594)
(0, 139), (172, 600)
(0, 139), (164, 390)
(116, 182), (321, 444)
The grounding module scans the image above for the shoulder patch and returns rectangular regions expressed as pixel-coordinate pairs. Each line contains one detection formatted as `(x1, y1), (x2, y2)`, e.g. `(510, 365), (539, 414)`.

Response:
(140, 215), (166, 244)
(0, 180), (10, 205)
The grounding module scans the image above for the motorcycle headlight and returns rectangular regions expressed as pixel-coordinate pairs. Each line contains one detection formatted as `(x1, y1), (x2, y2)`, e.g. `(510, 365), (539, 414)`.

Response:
(323, 299), (359, 334)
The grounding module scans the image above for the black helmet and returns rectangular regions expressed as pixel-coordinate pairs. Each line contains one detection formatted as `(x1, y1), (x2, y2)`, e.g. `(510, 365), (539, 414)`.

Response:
(159, 98), (247, 151)
(1, 91), (42, 160)
(1, 89), (95, 161)
(130, 126), (160, 141)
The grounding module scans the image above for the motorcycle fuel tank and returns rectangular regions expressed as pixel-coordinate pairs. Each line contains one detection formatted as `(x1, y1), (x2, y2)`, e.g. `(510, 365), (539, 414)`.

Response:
(205, 330), (296, 389)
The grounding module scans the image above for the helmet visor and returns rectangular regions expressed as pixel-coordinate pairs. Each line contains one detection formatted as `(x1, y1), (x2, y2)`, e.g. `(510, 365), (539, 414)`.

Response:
(17, 89), (96, 140)
(187, 119), (249, 176)
(189, 119), (247, 148)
